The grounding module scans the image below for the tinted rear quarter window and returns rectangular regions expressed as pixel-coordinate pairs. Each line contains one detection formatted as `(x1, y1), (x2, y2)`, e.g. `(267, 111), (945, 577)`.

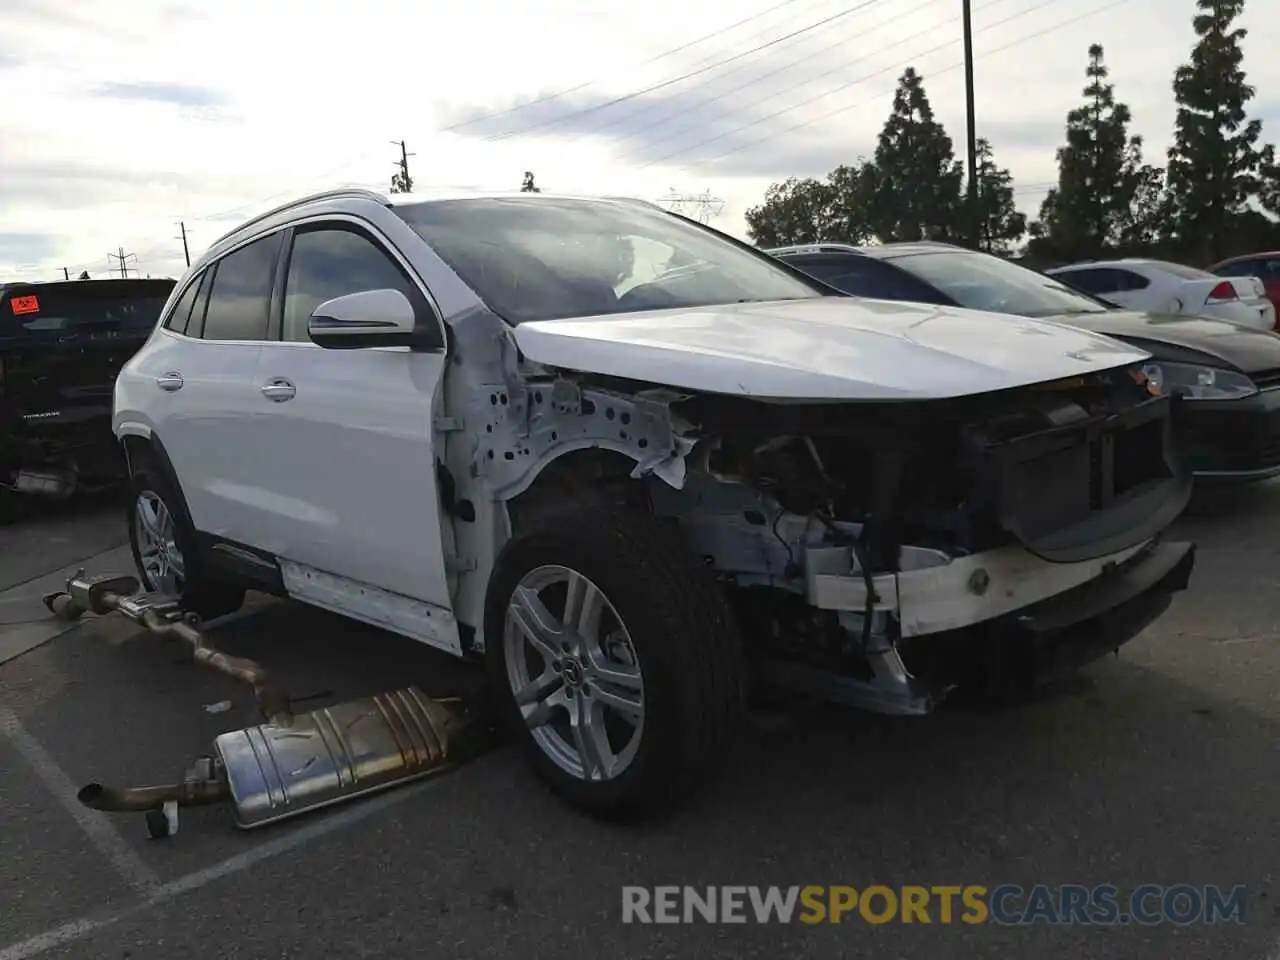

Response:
(163, 274), (204, 335)
(201, 233), (283, 341)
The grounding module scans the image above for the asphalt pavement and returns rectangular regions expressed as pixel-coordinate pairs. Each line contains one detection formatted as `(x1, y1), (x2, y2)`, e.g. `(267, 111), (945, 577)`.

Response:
(1, 488), (1278, 960)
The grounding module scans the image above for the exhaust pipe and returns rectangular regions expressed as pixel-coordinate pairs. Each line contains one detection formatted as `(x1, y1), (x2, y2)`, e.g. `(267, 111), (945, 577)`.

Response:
(116, 596), (292, 724)
(52, 571), (490, 836)
(77, 758), (231, 812)
(50, 572), (291, 724)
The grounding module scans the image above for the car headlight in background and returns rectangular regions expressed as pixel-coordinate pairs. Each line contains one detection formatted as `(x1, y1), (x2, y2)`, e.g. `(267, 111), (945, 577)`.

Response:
(1142, 362), (1258, 400)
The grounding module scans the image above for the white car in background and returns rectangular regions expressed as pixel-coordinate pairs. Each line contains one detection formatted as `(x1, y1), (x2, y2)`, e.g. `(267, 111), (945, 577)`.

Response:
(1047, 259), (1277, 331)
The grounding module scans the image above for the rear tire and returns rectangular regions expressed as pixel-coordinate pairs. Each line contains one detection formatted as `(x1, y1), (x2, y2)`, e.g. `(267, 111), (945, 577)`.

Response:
(485, 494), (744, 821)
(126, 455), (245, 621)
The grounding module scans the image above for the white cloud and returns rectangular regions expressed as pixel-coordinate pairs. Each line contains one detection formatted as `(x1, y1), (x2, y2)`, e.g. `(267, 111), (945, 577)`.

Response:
(0, 0), (1276, 279)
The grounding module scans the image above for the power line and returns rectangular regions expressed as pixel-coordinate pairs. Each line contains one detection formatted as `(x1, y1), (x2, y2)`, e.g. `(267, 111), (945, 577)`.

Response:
(475, 0), (894, 143)
(625, 0), (1061, 171)
(441, 0), (820, 134)
(597, 0), (973, 167)
(554, 0), (959, 155)
(631, 0), (1135, 174)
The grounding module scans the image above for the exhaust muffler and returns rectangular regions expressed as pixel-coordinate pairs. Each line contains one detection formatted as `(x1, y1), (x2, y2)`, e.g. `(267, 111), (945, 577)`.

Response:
(44, 572), (488, 837)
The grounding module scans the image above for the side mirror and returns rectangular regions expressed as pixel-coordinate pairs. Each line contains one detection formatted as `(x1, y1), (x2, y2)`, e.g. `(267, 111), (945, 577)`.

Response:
(308, 289), (418, 349)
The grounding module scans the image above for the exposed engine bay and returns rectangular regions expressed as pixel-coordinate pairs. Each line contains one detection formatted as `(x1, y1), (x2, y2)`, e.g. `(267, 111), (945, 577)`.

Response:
(457, 356), (1194, 716)
(639, 363), (1193, 712)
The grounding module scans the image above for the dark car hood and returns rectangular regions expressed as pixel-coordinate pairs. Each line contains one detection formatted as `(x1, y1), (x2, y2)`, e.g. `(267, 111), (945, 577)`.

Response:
(1040, 309), (1280, 373)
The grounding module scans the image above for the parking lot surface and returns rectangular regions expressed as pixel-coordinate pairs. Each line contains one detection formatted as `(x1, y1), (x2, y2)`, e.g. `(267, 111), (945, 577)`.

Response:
(1, 489), (1278, 959)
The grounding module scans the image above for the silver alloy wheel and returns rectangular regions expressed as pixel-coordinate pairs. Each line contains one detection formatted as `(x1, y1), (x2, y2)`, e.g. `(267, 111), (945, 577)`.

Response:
(134, 490), (185, 595)
(503, 565), (645, 782)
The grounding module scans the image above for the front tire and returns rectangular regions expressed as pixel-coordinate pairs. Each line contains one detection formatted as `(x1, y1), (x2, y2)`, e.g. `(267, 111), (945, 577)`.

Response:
(126, 457), (245, 621)
(485, 495), (744, 820)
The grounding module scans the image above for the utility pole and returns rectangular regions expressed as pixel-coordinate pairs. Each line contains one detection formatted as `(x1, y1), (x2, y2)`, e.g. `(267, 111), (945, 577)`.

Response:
(107, 247), (137, 278)
(176, 221), (191, 267)
(962, 0), (980, 251)
(391, 140), (414, 194)
(62, 267), (70, 280)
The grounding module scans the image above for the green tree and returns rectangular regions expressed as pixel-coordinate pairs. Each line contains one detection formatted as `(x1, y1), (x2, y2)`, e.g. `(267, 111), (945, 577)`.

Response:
(822, 162), (878, 244)
(866, 68), (963, 242)
(1117, 161), (1170, 252)
(521, 171), (540, 193)
(1033, 44), (1146, 261)
(1165, 0), (1268, 261)
(1258, 145), (1280, 220)
(972, 138), (1026, 254)
(744, 177), (836, 246)
(390, 170), (412, 194)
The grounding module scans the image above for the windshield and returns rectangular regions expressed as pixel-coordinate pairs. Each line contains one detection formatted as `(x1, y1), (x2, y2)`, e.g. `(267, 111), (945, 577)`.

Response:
(886, 250), (1111, 318)
(1, 281), (174, 342)
(394, 197), (826, 324)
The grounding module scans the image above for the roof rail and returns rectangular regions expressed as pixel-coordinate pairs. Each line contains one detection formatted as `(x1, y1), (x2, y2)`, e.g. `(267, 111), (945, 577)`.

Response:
(210, 187), (389, 247)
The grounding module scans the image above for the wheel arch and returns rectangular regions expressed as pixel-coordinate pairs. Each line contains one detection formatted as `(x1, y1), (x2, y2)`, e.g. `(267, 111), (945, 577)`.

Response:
(503, 446), (653, 533)
(119, 432), (200, 538)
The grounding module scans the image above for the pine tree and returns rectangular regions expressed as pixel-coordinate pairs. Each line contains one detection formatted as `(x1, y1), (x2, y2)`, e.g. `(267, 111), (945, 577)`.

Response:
(972, 139), (1026, 254)
(1165, 0), (1268, 261)
(867, 69), (964, 242)
(1034, 44), (1145, 261)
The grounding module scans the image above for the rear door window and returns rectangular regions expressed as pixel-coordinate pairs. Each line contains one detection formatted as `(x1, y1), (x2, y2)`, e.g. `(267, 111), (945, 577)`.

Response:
(200, 233), (283, 341)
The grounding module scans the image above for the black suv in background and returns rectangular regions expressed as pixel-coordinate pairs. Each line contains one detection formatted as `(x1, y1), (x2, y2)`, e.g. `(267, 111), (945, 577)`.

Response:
(1, 277), (175, 518)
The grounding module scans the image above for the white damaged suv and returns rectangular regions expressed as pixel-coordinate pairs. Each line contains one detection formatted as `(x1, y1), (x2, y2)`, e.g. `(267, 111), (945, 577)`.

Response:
(113, 189), (1196, 818)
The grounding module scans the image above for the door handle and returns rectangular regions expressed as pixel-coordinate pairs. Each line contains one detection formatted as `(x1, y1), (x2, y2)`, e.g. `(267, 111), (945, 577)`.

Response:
(156, 373), (184, 392)
(261, 379), (296, 402)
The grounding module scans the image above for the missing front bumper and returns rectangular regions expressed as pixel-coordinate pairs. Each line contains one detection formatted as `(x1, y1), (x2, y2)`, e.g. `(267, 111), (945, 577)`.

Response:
(900, 539), (1196, 696)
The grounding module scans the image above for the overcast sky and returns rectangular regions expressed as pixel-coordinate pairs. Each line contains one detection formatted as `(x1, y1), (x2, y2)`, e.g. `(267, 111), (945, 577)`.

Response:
(1, 0), (1277, 281)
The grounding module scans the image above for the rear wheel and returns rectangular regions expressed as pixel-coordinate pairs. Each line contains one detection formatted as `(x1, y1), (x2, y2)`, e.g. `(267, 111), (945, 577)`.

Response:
(485, 495), (744, 820)
(127, 457), (245, 621)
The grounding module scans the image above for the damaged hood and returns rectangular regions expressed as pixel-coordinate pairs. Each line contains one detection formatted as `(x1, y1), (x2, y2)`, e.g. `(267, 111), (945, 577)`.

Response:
(513, 298), (1151, 401)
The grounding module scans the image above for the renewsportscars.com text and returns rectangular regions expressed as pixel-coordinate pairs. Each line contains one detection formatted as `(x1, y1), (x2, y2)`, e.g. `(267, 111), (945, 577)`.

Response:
(621, 884), (1248, 926)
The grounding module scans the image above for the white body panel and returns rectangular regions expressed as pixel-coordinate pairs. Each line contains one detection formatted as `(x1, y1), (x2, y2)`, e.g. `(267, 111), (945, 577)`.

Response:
(243, 341), (452, 610)
(514, 297), (1151, 400)
(115, 329), (265, 544)
(1050, 260), (1276, 330)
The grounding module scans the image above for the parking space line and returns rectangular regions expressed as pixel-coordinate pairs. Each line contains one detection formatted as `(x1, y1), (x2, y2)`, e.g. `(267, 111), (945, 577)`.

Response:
(0, 709), (160, 896)
(0, 914), (125, 960)
(0, 775), (447, 960)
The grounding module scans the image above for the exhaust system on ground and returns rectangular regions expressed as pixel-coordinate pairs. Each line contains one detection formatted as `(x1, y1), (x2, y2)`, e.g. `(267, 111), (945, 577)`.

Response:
(43, 572), (488, 839)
